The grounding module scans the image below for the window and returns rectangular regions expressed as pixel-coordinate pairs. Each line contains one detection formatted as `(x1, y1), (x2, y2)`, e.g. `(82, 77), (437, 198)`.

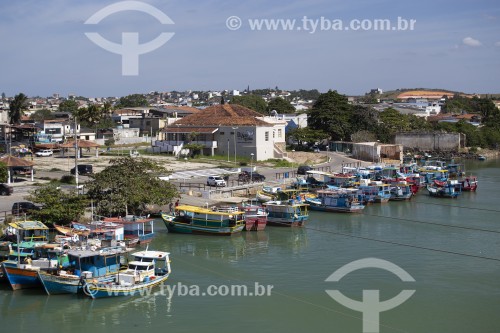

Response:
(278, 129), (282, 138)
(220, 132), (225, 135)
(146, 121), (151, 126)
(265, 131), (269, 141)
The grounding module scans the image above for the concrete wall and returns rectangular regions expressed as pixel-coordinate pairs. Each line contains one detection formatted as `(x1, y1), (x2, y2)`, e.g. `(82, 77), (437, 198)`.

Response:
(217, 126), (275, 161)
(395, 133), (464, 151)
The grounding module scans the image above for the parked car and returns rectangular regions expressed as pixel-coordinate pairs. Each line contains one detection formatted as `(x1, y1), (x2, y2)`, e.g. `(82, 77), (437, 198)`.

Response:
(0, 183), (13, 196)
(35, 149), (53, 157)
(238, 171), (266, 182)
(70, 164), (93, 175)
(207, 176), (226, 187)
(11, 201), (41, 215)
(297, 165), (313, 175)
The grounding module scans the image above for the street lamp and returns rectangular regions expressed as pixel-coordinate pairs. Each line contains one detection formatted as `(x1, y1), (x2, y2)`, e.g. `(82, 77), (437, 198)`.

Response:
(232, 126), (238, 165)
(250, 153), (254, 183)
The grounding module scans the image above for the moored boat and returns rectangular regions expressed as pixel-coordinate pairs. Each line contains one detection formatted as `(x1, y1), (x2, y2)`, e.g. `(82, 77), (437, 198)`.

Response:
(161, 205), (245, 235)
(389, 182), (413, 201)
(427, 180), (461, 198)
(38, 246), (127, 295)
(262, 200), (309, 227)
(82, 250), (171, 298)
(239, 205), (268, 231)
(102, 216), (155, 244)
(306, 188), (365, 213)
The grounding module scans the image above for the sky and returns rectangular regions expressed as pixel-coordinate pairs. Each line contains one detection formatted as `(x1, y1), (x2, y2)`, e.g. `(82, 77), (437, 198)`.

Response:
(0, 0), (499, 98)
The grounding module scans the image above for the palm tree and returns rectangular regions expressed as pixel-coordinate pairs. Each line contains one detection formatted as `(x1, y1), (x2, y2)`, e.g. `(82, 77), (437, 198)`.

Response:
(8, 93), (28, 124)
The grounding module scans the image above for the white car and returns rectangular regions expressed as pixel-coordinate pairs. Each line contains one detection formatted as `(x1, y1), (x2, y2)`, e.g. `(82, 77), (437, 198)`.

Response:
(207, 176), (226, 187)
(35, 150), (53, 157)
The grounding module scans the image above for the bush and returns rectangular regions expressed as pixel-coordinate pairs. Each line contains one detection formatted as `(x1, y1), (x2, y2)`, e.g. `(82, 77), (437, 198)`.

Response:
(60, 175), (76, 184)
(239, 162), (248, 166)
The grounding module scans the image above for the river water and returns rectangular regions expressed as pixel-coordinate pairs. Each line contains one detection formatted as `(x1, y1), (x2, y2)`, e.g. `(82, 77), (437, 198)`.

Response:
(1, 159), (499, 333)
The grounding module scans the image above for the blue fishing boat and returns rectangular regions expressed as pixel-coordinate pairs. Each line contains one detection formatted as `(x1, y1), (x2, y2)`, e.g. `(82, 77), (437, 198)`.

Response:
(306, 188), (365, 213)
(389, 182), (413, 201)
(38, 246), (127, 295)
(262, 200), (309, 227)
(102, 216), (155, 244)
(161, 205), (245, 235)
(82, 250), (171, 298)
(1, 221), (51, 290)
(427, 180), (461, 198)
(357, 182), (391, 203)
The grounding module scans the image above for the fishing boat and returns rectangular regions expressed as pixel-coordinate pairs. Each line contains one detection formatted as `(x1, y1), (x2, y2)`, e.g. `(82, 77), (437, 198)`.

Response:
(1, 220), (51, 290)
(477, 155), (486, 161)
(306, 188), (365, 213)
(262, 200), (309, 227)
(457, 177), (478, 192)
(54, 223), (90, 238)
(256, 186), (281, 202)
(160, 205), (245, 235)
(82, 249), (171, 298)
(102, 216), (155, 244)
(239, 204), (268, 231)
(357, 182), (391, 203)
(389, 182), (413, 201)
(427, 180), (461, 198)
(38, 246), (127, 295)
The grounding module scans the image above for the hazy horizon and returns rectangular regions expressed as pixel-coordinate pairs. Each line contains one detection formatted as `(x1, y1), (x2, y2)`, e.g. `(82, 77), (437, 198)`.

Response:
(1, 0), (499, 98)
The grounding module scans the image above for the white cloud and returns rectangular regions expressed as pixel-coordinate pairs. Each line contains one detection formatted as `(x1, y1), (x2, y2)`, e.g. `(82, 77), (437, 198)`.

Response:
(462, 37), (482, 47)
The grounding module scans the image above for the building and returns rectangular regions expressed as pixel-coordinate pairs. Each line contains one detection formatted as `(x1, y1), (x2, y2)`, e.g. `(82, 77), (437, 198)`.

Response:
(155, 104), (287, 160)
(395, 132), (466, 151)
(351, 142), (403, 164)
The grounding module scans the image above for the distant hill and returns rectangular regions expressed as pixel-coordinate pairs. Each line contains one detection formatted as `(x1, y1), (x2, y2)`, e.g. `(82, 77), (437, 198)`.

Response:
(379, 88), (474, 100)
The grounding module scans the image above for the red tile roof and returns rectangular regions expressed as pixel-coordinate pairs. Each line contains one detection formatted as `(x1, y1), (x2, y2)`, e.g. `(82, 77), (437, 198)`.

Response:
(168, 104), (271, 127)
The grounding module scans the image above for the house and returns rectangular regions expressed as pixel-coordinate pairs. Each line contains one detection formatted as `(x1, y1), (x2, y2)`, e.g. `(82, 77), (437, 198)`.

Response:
(155, 104), (287, 160)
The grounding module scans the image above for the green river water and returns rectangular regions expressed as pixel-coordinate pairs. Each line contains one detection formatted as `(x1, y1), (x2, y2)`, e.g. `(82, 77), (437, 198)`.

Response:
(1, 158), (499, 333)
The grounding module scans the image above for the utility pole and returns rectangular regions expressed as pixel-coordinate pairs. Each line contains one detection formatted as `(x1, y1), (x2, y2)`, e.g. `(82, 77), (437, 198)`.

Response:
(74, 117), (79, 193)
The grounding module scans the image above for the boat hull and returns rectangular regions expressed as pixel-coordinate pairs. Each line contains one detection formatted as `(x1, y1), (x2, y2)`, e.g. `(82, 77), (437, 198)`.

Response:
(266, 216), (307, 227)
(161, 213), (245, 236)
(308, 204), (364, 213)
(38, 272), (82, 295)
(3, 265), (41, 290)
(83, 274), (169, 298)
(244, 216), (267, 231)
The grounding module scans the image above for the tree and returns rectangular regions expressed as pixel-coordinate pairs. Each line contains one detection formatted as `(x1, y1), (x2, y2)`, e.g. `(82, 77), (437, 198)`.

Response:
(230, 95), (267, 114)
(351, 130), (377, 143)
(307, 90), (352, 141)
(26, 185), (89, 225)
(58, 99), (79, 113)
(268, 97), (295, 114)
(286, 127), (328, 146)
(85, 157), (178, 216)
(0, 161), (8, 182)
(8, 93), (28, 124)
(75, 104), (103, 128)
(30, 109), (54, 122)
(115, 94), (149, 108)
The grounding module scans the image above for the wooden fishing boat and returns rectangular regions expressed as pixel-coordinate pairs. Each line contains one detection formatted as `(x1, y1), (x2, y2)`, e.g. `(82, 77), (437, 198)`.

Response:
(1, 221), (52, 290)
(38, 246), (127, 295)
(262, 200), (309, 227)
(161, 205), (245, 235)
(102, 216), (155, 244)
(82, 250), (171, 298)
(427, 180), (460, 198)
(239, 204), (268, 231)
(389, 182), (413, 201)
(306, 188), (365, 213)
(54, 223), (90, 238)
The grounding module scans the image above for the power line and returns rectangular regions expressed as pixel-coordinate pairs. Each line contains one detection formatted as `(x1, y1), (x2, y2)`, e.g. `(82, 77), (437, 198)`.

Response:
(411, 200), (500, 213)
(361, 211), (500, 234)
